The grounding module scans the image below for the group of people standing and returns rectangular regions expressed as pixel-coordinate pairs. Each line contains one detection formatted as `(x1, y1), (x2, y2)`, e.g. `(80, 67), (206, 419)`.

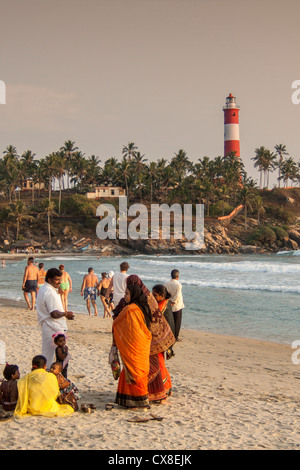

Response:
(1, 258), (184, 417)
(22, 258), (72, 313)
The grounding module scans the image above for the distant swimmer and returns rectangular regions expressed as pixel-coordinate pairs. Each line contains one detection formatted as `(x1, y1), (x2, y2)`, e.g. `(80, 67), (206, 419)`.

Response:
(58, 264), (72, 313)
(81, 267), (99, 316)
(22, 257), (39, 310)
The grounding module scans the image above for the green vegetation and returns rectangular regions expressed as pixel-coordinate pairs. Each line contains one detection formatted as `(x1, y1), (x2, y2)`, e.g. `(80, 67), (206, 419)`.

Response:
(0, 139), (299, 243)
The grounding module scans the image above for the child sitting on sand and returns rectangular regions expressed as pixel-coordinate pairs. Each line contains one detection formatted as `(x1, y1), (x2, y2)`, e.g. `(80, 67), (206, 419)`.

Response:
(52, 332), (70, 378)
(0, 363), (20, 411)
(50, 362), (80, 411)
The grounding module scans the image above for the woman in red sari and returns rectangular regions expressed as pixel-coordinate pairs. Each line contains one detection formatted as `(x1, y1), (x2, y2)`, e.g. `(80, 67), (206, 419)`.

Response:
(152, 284), (176, 399)
(113, 284), (152, 408)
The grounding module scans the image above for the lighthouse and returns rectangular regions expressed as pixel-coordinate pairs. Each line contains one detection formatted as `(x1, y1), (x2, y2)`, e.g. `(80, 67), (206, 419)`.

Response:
(223, 93), (240, 158)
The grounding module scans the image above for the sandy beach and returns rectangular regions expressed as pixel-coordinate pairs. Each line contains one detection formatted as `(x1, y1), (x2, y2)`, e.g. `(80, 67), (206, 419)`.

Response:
(0, 297), (300, 451)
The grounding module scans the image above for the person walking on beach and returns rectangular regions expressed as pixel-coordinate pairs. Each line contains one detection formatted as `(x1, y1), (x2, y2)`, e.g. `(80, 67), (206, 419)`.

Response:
(37, 263), (47, 292)
(81, 267), (99, 316)
(22, 257), (39, 310)
(36, 268), (74, 368)
(58, 264), (72, 312)
(97, 273), (112, 318)
(106, 262), (129, 307)
(164, 269), (184, 342)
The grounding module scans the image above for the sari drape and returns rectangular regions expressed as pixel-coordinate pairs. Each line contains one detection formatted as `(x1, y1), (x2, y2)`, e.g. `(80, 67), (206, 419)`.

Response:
(148, 299), (173, 401)
(112, 275), (175, 404)
(113, 303), (152, 407)
(14, 369), (74, 417)
(113, 275), (175, 355)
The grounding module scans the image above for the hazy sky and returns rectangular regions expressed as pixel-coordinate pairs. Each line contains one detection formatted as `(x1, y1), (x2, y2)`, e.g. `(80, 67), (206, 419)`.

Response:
(1, 0), (299, 186)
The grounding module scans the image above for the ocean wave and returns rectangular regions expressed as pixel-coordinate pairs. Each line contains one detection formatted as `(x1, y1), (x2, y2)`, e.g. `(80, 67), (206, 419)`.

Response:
(276, 250), (300, 256)
(140, 274), (300, 294)
(137, 259), (300, 274)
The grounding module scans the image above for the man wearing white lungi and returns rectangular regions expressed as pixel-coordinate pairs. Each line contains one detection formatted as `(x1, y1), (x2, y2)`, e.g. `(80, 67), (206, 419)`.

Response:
(36, 268), (74, 368)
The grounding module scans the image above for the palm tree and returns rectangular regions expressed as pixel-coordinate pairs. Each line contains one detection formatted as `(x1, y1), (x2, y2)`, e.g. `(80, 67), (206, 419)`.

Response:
(170, 149), (192, 185)
(122, 142), (138, 161)
(263, 149), (277, 188)
(60, 140), (79, 189)
(3, 145), (19, 202)
(131, 152), (148, 202)
(238, 177), (257, 229)
(274, 144), (288, 188)
(252, 147), (276, 188)
(86, 155), (101, 186)
(101, 157), (120, 186)
(21, 150), (37, 203)
(37, 199), (58, 242)
(70, 151), (88, 191)
(253, 194), (265, 225)
(117, 157), (131, 200)
(146, 161), (158, 203)
(252, 146), (267, 188)
(52, 151), (67, 214)
(43, 153), (59, 201)
(280, 157), (299, 187)
(0, 206), (13, 238)
(8, 201), (33, 239)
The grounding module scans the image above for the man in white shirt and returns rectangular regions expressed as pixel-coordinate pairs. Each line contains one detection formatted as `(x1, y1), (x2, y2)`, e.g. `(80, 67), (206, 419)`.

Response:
(164, 269), (184, 342)
(36, 268), (74, 368)
(106, 261), (129, 306)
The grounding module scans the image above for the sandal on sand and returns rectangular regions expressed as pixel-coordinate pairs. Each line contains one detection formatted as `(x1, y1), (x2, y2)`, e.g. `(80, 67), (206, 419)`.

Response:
(0, 413), (13, 422)
(88, 403), (97, 410)
(81, 404), (94, 414)
(150, 413), (163, 421)
(105, 403), (114, 411)
(127, 413), (163, 423)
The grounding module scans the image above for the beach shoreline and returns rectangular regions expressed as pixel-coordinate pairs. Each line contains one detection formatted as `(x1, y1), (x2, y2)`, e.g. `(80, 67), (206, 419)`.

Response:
(1, 302), (300, 450)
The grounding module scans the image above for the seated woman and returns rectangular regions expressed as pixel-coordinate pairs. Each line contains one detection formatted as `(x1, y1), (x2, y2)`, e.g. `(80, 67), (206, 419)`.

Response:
(14, 355), (74, 418)
(0, 363), (20, 411)
(113, 284), (152, 409)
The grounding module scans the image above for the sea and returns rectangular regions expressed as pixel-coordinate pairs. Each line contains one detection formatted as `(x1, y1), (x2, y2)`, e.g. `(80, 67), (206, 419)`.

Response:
(1, 251), (300, 346)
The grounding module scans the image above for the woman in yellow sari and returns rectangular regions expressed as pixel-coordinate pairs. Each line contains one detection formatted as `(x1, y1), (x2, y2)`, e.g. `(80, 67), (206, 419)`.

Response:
(14, 355), (74, 418)
(113, 284), (152, 408)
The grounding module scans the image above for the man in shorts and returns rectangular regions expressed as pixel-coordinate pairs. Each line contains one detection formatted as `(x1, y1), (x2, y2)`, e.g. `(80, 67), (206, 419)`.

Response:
(81, 267), (99, 316)
(22, 257), (39, 310)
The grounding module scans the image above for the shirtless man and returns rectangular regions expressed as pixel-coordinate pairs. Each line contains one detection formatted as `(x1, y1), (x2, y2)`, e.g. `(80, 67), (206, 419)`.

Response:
(22, 257), (39, 310)
(81, 267), (99, 316)
(58, 264), (72, 312)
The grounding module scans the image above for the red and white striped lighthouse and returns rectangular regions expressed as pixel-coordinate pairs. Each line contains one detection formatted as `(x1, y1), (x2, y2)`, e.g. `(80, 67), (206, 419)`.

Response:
(223, 93), (240, 158)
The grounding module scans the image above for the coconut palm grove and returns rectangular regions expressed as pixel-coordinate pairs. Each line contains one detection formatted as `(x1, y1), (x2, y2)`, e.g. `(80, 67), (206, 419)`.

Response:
(0, 139), (299, 248)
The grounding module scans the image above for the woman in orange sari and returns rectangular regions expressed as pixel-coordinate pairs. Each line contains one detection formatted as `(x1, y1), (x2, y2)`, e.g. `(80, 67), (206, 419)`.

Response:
(113, 284), (152, 408)
(112, 275), (175, 405)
